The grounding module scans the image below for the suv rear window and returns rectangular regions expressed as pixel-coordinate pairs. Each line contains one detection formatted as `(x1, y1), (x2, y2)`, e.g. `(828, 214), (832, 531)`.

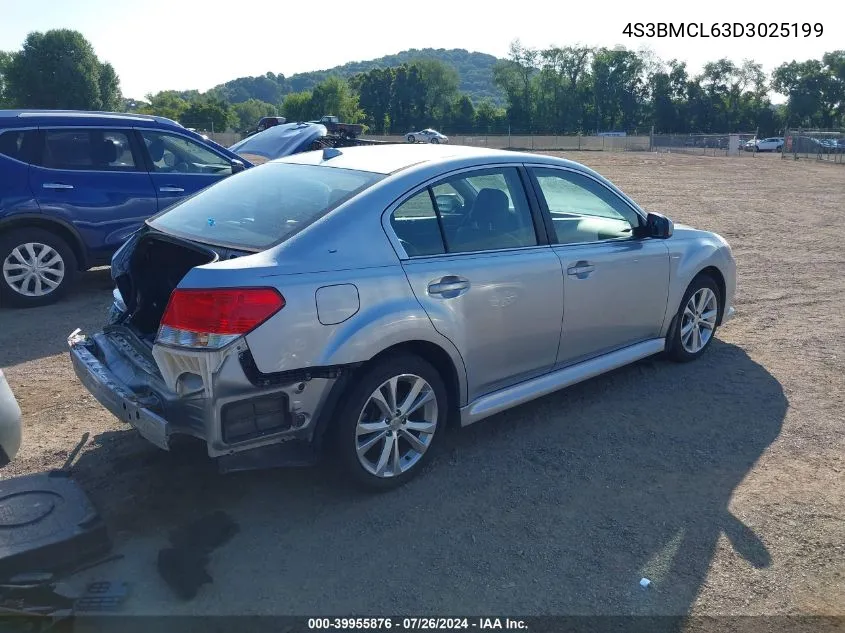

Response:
(147, 162), (383, 250)
(0, 130), (38, 163)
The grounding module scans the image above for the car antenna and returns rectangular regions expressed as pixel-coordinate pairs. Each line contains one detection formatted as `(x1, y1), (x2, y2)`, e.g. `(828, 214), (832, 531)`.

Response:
(322, 147), (342, 160)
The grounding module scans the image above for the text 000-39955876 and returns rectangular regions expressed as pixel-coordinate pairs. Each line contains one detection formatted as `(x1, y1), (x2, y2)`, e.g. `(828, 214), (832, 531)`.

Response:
(622, 22), (823, 38)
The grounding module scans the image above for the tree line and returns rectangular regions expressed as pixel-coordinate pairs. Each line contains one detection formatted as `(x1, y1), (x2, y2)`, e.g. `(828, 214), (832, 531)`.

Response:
(1, 30), (843, 137)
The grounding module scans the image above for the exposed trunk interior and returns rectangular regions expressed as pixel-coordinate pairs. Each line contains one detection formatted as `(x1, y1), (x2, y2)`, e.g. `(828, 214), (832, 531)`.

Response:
(116, 233), (217, 338)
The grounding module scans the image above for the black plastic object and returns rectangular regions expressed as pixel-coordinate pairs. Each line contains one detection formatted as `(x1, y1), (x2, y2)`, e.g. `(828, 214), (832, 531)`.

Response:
(0, 472), (111, 581)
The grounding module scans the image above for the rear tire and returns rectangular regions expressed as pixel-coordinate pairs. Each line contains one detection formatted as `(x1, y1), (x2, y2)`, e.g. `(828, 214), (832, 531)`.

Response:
(407, 135), (416, 143)
(666, 274), (721, 363)
(0, 228), (78, 308)
(332, 353), (447, 491)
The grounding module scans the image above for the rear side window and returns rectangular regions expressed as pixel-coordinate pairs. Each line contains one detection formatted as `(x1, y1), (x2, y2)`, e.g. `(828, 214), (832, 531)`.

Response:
(148, 162), (383, 250)
(41, 129), (137, 171)
(0, 130), (38, 164)
(391, 191), (446, 257)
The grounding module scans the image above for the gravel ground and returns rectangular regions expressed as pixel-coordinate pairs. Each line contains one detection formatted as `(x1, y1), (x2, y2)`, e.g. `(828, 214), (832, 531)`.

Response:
(0, 151), (843, 616)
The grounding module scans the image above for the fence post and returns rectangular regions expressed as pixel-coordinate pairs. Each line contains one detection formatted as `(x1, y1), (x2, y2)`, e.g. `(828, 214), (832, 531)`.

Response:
(578, 133), (581, 150)
(649, 126), (654, 152)
(508, 125), (511, 150)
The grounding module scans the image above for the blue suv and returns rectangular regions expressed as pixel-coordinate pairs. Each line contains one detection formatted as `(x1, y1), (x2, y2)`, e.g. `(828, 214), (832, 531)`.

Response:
(0, 110), (252, 308)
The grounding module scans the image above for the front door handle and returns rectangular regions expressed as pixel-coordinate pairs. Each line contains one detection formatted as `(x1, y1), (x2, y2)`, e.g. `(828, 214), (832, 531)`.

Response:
(428, 276), (470, 297)
(42, 183), (74, 190)
(159, 186), (185, 193)
(566, 261), (595, 277)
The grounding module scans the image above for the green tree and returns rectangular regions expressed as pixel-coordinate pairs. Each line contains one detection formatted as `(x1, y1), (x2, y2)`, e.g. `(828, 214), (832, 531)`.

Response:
(310, 76), (363, 122)
(475, 99), (506, 133)
(772, 54), (844, 128)
(590, 48), (645, 132)
(179, 96), (234, 132)
(138, 91), (190, 122)
(281, 91), (314, 121)
(0, 51), (13, 107)
(4, 29), (121, 110)
(354, 67), (395, 132)
(415, 59), (459, 121)
(494, 40), (538, 131)
(450, 94), (476, 132)
(232, 99), (279, 133)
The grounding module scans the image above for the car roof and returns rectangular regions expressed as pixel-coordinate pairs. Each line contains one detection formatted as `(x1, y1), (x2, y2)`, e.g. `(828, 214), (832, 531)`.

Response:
(0, 109), (183, 129)
(274, 143), (583, 175)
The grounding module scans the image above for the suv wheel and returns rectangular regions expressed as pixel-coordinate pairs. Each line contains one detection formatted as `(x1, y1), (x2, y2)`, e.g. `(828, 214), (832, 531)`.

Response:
(0, 228), (77, 308)
(334, 354), (447, 490)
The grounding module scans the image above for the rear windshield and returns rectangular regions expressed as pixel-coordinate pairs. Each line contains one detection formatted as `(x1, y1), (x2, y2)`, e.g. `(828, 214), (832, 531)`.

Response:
(147, 162), (383, 250)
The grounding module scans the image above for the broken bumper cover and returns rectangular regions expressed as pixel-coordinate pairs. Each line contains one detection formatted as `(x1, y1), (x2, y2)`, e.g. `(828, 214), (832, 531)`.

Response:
(67, 328), (338, 462)
(69, 329), (171, 450)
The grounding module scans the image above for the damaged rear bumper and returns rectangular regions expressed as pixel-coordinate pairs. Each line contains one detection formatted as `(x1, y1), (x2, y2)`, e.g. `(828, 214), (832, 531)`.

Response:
(67, 326), (340, 468)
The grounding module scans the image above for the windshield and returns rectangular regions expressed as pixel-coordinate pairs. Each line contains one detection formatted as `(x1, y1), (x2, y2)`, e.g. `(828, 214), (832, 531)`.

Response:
(148, 162), (384, 250)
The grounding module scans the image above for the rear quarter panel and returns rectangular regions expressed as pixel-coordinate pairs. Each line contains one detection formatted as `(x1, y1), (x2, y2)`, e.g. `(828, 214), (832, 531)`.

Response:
(0, 155), (40, 219)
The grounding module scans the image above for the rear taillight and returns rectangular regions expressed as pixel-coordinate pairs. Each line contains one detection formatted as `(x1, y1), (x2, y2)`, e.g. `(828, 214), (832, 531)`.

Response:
(157, 288), (284, 349)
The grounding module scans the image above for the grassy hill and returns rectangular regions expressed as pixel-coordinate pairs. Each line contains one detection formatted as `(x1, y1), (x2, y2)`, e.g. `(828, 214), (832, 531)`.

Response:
(213, 48), (505, 106)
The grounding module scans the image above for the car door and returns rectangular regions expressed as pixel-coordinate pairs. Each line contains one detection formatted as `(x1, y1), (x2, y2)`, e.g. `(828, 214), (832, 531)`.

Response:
(527, 165), (671, 367)
(389, 165), (563, 402)
(29, 127), (158, 263)
(136, 129), (235, 211)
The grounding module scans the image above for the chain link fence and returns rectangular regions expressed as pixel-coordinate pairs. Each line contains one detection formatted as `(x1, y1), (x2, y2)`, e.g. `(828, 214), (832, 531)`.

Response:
(207, 129), (794, 158)
(782, 129), (845, 164)
(651, 133), (758, 156)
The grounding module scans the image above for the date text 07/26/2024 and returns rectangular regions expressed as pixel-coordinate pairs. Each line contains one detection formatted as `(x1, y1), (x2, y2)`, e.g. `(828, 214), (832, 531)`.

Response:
(622, 22), (823, 38)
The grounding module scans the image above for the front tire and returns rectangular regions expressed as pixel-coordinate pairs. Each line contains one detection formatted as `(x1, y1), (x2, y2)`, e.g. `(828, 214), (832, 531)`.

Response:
(333, 354), (447, 491)
(667, 274), (721, 362)
(0, 228), (78, 308)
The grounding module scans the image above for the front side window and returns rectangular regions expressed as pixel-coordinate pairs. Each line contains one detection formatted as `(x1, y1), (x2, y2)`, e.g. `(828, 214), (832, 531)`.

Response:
(390, 167), (537, 256)
(149, 162), (383, 250)
(531, 168), (642, 245)
(41, 129), (137, 171)
(140, 131), (232, 175)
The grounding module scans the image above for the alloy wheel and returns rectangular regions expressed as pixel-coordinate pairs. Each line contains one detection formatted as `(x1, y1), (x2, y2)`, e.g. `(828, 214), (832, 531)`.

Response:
(355, 373), (438, 478)
(680, 287), (718, 353)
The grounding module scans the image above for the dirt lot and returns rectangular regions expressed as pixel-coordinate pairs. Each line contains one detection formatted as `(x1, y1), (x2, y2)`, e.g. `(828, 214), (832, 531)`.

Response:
(1, 151), (843, 616)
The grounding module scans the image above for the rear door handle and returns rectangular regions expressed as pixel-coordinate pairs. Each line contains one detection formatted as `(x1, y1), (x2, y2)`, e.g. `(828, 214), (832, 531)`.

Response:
(42, 183), (74, 190)
(428, 276), (470, 296)
(159, 186), (184, 193)
(567, 261), (595, 276)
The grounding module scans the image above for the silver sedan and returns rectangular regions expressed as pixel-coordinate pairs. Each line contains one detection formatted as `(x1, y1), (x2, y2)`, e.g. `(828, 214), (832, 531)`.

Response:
(69, 144), (736, 490)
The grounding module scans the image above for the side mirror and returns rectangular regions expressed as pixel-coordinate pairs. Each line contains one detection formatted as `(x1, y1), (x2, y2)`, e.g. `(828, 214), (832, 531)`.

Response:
(231, 159), (245, 174)
(644, 212), (673, 239)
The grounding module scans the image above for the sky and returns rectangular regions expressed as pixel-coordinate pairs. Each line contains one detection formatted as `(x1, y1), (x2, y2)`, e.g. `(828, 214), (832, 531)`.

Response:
(0, 0), (838, 101)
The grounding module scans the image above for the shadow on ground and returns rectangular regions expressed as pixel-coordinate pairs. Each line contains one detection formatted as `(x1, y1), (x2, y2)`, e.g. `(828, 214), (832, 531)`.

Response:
(70, 340), (786, 616)
(0, 269), (113, 367)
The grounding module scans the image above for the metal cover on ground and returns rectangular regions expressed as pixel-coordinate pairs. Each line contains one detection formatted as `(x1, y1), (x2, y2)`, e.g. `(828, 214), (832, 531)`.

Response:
(0, 472), (110, 580)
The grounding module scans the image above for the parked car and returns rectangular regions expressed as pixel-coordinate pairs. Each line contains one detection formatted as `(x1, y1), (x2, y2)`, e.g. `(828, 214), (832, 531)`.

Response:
(0, 369), (22, 467)
(0, 110), (252, 308)
(68, 144), (736, 490)
(406, 129), (449, 144)
(748, 137), (784, 152)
